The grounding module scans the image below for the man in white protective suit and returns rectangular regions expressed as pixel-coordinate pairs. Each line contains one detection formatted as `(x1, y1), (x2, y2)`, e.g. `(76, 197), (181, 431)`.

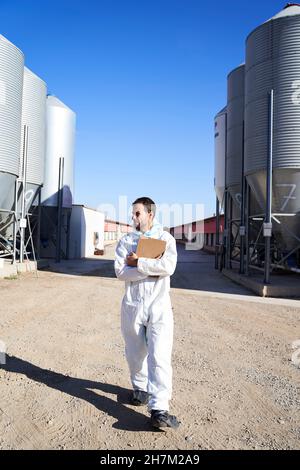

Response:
(114, 197), (180, 429)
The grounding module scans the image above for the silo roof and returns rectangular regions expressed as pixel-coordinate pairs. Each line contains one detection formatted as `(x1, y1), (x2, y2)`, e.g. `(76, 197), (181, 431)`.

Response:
(227, 63), (245, 79)
(24, 66), (47, 88)
(247, 4), (300, 41)
(0, 34), (24, 57)
(214, 106), (227, 119)
(47, 95), (75, 114)
(265, 3), (300, 22)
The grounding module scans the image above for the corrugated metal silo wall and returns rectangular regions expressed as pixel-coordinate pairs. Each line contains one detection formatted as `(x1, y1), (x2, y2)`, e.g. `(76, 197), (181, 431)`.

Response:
(245, 11), (300, 252)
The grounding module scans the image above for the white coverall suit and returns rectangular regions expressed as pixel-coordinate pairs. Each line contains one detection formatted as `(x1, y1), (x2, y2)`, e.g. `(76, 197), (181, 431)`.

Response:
(114, 227), (177, 412)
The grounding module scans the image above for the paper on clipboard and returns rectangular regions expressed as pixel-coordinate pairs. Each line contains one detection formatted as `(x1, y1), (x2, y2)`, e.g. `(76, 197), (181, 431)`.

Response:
(136, 236), (166, 259)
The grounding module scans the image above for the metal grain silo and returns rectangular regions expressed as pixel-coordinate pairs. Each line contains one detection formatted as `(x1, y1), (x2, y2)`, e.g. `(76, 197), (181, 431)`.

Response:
(41, 95), (76, 208)
(15, 67), (47, 262)
(223, 64), (246, 264)
(40, 95), (76, 259)
(18, 67), (47, 218)
(226, 64), (245, 211)
(0, 35), (24, 248)
(214, 106), (227, 209)
(245, 4), (300, 253)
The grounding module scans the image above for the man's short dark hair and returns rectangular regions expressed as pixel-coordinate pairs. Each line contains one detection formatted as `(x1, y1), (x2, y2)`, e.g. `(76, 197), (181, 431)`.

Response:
(132, 197), (156, 216)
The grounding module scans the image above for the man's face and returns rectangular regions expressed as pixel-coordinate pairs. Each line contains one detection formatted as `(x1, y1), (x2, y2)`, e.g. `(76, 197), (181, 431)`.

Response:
(132, 203), (152, 233)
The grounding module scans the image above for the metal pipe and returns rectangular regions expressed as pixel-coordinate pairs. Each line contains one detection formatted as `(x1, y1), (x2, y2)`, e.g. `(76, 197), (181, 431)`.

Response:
(225, 194), (228, 269)
(250, 214), (265, 218)
(66, 209), (71, 260)
(264, 90), (274, 284)
(36, 187), (41, 260)
(227, 194), (233, 269)
(56, 157), (64, 263)
(20, 125), (28, 264)
(245, 181), (250, 276)
(232, 258), (300, 275)
(12, 178), (18, 264)
(271, 264), (300, 274)
(223, 111), (228, 271)
(0, 208), (17, 214)
(215, 196), (220, 269)
(240, 120), (245, 274)
(249, 213), (297, 218)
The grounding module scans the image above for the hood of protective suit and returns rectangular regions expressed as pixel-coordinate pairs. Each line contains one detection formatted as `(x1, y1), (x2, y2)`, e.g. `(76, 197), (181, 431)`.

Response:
(133, 218), (164, 239)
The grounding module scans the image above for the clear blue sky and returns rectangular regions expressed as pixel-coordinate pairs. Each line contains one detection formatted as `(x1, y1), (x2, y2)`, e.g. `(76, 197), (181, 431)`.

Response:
(1, 0), (286, 224)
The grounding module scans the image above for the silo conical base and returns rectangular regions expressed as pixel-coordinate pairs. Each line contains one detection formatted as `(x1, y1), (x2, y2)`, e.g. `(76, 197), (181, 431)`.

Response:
(247, 169), (300, 254)
(0, 173), (16, 254)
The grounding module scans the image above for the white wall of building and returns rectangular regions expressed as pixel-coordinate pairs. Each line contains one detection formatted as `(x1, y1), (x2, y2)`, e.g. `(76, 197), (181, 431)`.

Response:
(69, 205), (104, 258)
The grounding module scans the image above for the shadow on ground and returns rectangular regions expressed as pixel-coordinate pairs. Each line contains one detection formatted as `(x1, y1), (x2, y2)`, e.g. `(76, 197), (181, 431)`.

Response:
(2, 355), (162, 433)
(39, 243), (253, 296)
(43, 258), (117, 279)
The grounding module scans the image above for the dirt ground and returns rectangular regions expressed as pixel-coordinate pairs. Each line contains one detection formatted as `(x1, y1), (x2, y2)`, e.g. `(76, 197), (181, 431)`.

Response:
(0, 244), (299, 450)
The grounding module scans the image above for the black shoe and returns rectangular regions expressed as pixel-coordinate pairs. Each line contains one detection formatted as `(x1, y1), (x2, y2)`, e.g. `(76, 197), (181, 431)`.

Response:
(131, 389), (150, 406)
(150, 410), (180, 429)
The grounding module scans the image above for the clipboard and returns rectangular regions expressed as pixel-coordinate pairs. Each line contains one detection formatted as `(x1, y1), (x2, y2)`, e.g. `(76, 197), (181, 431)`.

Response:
(136, 236), (166, 259)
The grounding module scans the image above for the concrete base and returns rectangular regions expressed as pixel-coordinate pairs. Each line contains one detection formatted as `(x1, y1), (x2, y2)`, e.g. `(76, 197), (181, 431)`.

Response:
(223, 268), (300, 298)
(0, 259), (49, 279)
(0, 261), (16, 278)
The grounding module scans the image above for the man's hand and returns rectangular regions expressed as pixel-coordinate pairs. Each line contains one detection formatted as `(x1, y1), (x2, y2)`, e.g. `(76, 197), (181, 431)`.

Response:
(126, 252), (138, 267)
